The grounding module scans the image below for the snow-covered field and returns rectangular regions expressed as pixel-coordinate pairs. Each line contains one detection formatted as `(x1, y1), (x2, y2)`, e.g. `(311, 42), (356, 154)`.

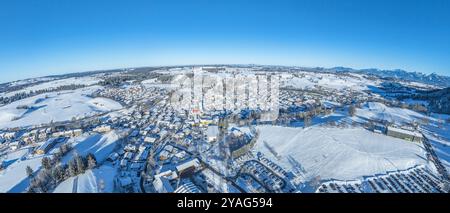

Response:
(1, 76), (101, 98)
(420, 113), (450, 172)
(62, 130), (124, 164)
(0, 86), (122, 129)
(254, 125), (429, 181)
(0, 154), (43, 192)
(356, 102), (432, 125)
(0, 130), (123, 193)
(5, 77), (58, 87)
(281, 72), (380, 92)
(53, 164), (117, 193)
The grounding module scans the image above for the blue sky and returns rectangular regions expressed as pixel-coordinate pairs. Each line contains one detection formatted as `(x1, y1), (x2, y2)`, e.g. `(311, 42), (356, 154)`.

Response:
(1, 0), (450, 83)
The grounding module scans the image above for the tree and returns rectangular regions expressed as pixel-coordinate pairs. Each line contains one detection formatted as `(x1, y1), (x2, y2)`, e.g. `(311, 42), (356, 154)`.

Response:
(52, 165), (65, 183)
(68, 158), (78, 177)
(33, 170), (51, 193)
(98, 179), (105, 193)
(349, 105), (356, 117)
(41, 157), (52, 170)
(59, 143), (72, 156)
(76, 155), (86, 174)
(29, 177), (40, 192)
(86, 153), (97, 169)
(53, 152), (62, 163)
(27, 186), (37, 193)
(59, 144), (66, 155)
(26, 166), (34, 178)
(304, 115), (312, 128)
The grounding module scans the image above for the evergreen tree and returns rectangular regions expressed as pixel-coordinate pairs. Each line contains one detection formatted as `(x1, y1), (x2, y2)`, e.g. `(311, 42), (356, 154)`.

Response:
(52, 165), (65, 183)
(76, 155), (86, 174)
(349, 105), (356, 117)
(86, 153), (97, 169)
(68, 158), (78, 177)
(41, 157), (52, 170)
(26, 166), (34, 178)
(29, 177), (40, 192)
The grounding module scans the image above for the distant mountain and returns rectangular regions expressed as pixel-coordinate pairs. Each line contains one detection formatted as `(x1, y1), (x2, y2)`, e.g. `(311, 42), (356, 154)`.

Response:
(327, 67), (450, 87)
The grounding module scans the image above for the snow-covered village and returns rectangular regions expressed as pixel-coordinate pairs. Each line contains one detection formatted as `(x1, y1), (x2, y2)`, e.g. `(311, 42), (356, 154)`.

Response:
(1, 65), (449, 193)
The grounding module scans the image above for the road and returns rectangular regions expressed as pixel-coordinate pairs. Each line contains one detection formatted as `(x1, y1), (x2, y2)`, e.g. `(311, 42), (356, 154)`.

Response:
(422, 134), (449, 181)
(72, 176), (79, 193)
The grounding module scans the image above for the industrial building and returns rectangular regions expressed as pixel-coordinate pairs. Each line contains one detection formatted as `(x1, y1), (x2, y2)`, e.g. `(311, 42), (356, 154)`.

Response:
(386, 126), (423, 142)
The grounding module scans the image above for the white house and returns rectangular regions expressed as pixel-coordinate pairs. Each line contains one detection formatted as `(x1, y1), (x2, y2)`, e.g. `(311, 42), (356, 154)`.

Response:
(206, 125), (219, 143)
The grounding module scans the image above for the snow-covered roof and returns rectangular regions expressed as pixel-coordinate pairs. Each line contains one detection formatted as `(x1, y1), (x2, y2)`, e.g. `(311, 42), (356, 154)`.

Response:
(153, 176), (174, 193)
(387, 126), (423, 138)
(206, 125), (219, 137)
(174, 180), (201, 193)
(176, 158), (200, 173)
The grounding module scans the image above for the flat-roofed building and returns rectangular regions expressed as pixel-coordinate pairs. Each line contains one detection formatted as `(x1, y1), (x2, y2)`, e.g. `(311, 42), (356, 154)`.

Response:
(387, 126), (423, 142)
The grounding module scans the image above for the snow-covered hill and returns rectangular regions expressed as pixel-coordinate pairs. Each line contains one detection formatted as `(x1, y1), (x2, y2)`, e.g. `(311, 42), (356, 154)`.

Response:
(254, 126), (429, 181)
(53, 164), (116, 193)
(0, 86), (122, 129)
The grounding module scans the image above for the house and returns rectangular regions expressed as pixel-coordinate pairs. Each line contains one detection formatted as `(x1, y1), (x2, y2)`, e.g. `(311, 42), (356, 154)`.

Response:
(174, 180), (202, 193)
(35, 137), (61, 155)
(157, 169), (179, 180)
(118, 176), (133, 189)
(129, 130), (139, 137)
(160, 130), (168, 139)
(144, 136), (157, 143)
(174, 151), (187, 159)
(164, 145), (174, 153)
(124, 152), (133, 160)
(73, 129), (83, 137)
(159, 150), (170, 161)
(130, 163), (142, 170)
(108, 152), (119, 161)
(93, 125), (111, 133)
(206, 125), (219, 143)
(124, 144), (137, 152)
(0, 132), (17, 141)
(200, 118), (213, 126)
(176, 158), (201, 177)
(120, 159), (128, 168)
(153, 176), (174, 193)
(9, 141), (19, 151)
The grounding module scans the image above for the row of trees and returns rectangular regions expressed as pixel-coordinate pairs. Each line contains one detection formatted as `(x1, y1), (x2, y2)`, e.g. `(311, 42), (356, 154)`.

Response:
(67, 153), (97, 177)
(99, 71), (173, 87)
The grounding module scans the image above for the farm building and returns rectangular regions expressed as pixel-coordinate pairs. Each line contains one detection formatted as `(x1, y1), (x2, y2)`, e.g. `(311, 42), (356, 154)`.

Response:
(386, 126), (423, 143)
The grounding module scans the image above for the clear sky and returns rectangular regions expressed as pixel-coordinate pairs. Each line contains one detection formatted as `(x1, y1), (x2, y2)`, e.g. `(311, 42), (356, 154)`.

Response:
(1, 0), (450, 83)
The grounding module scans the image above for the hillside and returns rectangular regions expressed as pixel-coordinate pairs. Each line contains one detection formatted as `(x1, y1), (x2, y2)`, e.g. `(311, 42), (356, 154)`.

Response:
(413, 87), (450, 114)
